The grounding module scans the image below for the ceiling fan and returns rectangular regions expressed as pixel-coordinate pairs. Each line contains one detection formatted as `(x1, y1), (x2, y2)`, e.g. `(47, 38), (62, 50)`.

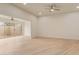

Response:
(5, 17), (15, 26)
(46, 4), (60, 12)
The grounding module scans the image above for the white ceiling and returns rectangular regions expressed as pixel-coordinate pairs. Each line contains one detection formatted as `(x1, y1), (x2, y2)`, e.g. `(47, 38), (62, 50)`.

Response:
(12, 3), (79, 17)
(0, 14), (24, 24)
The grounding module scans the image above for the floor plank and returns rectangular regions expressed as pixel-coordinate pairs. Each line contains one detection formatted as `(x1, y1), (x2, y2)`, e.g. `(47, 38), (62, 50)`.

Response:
(0, 37), (79, 55)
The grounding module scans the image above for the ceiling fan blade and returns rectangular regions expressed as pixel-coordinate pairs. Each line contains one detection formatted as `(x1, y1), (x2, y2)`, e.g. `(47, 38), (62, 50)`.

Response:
(54, 9), (60, 11)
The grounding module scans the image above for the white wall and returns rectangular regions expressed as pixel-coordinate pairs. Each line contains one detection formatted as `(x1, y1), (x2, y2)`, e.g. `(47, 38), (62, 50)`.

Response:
(37, 15), (64, 38)
(23, 21), (31, 37)
(37, 12), (79, 40)
(0, 4), (37, 37)
(63, 12), (79, 39)
(31, 18), (38, 38)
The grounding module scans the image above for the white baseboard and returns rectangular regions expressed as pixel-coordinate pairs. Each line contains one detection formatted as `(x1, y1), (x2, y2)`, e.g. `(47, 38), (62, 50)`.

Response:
(34, 36), (79, 40)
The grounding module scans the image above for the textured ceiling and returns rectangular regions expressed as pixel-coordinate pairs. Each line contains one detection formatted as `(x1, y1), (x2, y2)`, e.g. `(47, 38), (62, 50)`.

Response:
(13, 3), (79, 17)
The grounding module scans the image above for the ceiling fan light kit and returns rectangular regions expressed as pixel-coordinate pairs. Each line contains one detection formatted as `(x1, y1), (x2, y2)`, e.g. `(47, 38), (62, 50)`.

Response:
(49, 4), (60, 12)
(50, 9), (54, 12)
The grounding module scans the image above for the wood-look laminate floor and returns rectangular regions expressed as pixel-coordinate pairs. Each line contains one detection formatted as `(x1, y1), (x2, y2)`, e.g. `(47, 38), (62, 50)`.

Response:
(0, 37), (79, 55)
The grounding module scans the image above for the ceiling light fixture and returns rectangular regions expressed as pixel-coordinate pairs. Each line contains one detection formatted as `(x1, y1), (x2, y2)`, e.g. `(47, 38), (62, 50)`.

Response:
(50, 9), (54, 12)
(76, 6), (79, 8)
